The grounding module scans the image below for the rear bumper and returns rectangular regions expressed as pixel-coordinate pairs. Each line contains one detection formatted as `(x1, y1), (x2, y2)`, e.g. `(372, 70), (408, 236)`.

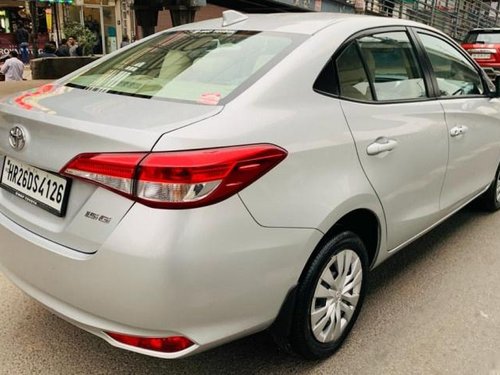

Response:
(0, 195), (321, 358)
(0, 264), (200, 358)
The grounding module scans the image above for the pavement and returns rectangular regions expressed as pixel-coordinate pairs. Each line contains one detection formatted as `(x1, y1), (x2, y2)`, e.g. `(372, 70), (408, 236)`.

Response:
(23, 64), (31, 81)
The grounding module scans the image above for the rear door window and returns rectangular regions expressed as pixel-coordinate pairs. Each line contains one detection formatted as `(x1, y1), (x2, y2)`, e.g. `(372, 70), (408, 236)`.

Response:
(332, 30), (427, 101)
(357, 31), (427, 101)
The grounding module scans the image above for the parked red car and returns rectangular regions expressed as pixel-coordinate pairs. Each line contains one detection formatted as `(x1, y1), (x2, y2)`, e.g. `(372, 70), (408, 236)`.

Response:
(462, 28), (500, 76)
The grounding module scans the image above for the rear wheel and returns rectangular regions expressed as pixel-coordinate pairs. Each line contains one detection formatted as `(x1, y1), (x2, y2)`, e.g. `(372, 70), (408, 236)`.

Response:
(479, 163), (500, 212)
(290, 231), (368, 359)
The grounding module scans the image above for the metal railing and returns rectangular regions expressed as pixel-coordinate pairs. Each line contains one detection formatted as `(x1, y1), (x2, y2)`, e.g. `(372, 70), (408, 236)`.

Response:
(364, 0), (500, 40)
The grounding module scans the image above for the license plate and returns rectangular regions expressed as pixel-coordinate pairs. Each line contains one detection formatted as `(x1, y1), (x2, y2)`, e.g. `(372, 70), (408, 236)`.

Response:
(471, 53), (491, 59)
(0, 156), (70, 217)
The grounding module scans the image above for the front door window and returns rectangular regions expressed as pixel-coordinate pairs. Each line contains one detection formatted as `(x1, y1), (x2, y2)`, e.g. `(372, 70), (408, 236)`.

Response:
(418, 33), (484, 97)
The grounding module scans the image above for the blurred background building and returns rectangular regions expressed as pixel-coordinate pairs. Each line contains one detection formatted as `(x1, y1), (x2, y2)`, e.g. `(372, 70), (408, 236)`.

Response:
(0, 0), (499, 56)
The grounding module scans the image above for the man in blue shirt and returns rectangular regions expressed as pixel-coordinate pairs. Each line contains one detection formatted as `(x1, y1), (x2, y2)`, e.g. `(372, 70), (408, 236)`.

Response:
(14, 23), (30, 64)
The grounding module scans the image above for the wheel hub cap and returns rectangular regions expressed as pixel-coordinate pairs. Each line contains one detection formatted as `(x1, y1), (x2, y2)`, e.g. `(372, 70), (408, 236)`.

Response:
(310, 249), (363, 343)
(496, 174), (500, 202)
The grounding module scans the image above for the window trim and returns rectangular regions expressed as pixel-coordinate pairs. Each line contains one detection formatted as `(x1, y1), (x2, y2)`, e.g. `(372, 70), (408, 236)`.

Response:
(313, 25), (496, 104)
(314, 25), (437, 105)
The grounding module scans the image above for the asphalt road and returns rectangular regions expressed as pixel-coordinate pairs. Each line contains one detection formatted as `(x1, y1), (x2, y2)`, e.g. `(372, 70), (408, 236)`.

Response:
(1, 203), (500, 375)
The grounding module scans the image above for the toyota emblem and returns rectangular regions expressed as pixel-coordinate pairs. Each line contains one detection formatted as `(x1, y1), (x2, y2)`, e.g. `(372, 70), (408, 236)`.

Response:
(9, 126), (26, 151)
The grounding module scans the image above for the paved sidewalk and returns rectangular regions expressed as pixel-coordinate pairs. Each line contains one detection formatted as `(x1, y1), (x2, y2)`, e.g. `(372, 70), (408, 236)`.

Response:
(23, 64), (31, 80)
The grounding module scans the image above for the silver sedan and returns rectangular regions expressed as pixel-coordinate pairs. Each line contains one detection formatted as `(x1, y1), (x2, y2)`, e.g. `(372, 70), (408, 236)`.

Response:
(1, 11), (500, 359)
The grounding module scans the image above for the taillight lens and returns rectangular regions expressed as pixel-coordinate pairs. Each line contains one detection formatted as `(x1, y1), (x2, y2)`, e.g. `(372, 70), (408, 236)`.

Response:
(106, 332), (194, 353)
(62, 152), (145, 195)
(61, 144), (287, 209)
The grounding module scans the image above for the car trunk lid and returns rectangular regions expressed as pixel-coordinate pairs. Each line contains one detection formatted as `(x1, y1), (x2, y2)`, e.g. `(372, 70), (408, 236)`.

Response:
(0, 84), (222, 254)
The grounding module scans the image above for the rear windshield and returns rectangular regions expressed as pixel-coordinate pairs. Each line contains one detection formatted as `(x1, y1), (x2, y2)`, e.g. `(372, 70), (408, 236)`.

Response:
(66, 30), (301, 104)
(464, 31), (500, 44)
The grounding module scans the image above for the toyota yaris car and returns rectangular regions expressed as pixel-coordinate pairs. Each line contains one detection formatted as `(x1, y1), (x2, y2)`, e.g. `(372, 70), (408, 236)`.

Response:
(1, 11), (500, 360)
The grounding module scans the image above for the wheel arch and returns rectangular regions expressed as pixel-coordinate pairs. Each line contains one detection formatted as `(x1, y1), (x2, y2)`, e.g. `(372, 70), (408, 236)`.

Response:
(304, 208), (382, 278)
(270, 208), (382, 352)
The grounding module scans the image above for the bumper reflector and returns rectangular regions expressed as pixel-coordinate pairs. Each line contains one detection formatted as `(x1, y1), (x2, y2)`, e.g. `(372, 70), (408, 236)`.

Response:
(106, 332), (194, 353)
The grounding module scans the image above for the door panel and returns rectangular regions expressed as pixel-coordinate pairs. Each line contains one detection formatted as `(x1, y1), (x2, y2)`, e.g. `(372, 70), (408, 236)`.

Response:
(439, 98), (500, 210)
(416, 31), (500, 210)
(342, 101), (448, 249)
(337, 30), (449, 250)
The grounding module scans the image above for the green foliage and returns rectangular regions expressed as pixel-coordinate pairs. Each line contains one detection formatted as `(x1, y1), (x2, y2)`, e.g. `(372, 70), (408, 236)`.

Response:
(63, 22), (97, 56)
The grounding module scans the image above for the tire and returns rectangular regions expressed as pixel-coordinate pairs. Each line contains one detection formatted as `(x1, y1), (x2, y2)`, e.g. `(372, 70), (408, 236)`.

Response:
(290, 231), (368, 359)
(479, 163), (500, 212)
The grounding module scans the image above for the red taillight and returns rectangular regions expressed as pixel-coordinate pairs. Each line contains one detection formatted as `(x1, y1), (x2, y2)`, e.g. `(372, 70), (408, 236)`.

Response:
(61, 144), (287, 209)
(62, 152), (146, 196)
(106, 332), (194, 353)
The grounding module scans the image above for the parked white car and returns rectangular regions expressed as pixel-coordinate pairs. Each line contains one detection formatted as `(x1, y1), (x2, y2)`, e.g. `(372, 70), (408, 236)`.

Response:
(1, 11), (500, 359)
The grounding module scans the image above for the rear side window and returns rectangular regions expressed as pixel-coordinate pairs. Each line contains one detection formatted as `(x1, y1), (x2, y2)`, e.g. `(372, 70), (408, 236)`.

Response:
(336, 43), (373, 101)
(418, 33), (484, 97)
(464, 31), (500, 44)
(357, 31), (427, 100)
(66, 30), (300, 104)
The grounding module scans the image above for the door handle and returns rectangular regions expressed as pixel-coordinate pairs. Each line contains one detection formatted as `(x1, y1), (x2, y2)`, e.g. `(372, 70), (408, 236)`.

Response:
(366, 137), (398, 156)
(450, 125), (468, 137)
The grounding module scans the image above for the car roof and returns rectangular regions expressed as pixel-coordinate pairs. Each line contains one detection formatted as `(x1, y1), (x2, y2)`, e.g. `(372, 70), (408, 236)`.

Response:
(172, 12), (433, 36)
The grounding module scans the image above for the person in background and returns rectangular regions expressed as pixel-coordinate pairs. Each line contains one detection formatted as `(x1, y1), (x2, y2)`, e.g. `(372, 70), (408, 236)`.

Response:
(39, 42), (57, 58)
(55, 38), (69, 56)
(14, 23), (30, 64)
(0, 51), (24, 81)
(0, 53), (9, 81)
(68, 36), (80, 56)
(120, 35), (130, 48)
(48, 40), (57, 52)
